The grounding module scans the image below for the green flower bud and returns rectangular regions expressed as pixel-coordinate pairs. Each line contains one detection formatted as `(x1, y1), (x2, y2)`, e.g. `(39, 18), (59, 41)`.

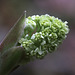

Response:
(18, 14), (69, 59)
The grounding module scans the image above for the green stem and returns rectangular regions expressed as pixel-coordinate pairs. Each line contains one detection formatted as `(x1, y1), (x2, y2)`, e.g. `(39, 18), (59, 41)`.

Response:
(0, 46), (25, 75)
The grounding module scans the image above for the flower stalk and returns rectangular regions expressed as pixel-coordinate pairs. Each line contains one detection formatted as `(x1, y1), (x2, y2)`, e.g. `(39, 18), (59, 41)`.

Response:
(0, 11), (26, 75)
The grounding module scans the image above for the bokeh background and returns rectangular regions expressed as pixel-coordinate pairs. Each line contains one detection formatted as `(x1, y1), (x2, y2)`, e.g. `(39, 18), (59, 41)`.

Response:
(0, 0), (75, 75)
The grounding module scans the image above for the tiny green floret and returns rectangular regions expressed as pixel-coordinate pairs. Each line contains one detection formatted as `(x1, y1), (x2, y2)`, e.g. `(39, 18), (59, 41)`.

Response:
(19, 14), (69, 59)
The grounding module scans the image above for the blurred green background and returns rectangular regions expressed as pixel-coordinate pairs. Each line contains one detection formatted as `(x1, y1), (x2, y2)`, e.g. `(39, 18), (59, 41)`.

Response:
(0, 0), (75, 75)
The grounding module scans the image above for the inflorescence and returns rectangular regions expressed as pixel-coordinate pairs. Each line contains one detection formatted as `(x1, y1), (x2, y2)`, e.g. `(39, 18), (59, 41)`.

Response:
(19, 14), (69, 59)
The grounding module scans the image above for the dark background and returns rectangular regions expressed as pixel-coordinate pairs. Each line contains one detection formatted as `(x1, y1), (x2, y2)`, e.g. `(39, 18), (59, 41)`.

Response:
(0, 0), (75, 75)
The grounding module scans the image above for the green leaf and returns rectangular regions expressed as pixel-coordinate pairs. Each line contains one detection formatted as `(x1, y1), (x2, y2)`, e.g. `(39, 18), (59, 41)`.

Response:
(0, 11), (26, 53)
(0, 46), (25, 75)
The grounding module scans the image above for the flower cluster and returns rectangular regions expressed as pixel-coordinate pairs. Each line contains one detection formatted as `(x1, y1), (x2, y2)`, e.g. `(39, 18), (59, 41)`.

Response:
(19, 14), (69, 59)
